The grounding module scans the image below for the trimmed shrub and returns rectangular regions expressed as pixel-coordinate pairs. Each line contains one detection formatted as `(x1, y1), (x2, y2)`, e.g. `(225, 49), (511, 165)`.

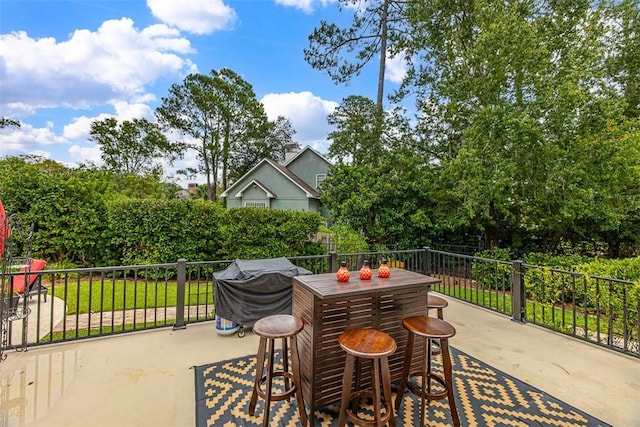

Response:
(220, 208), (325, 259)
(105, 199), (227, 265)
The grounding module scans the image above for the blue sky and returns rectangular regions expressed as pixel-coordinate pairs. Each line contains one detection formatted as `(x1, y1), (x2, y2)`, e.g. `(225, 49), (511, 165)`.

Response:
(0, 0), (406, 185)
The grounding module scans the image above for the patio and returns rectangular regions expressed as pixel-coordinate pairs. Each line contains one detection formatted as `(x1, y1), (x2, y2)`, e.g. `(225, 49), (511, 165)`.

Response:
(1, 295), (638, 427)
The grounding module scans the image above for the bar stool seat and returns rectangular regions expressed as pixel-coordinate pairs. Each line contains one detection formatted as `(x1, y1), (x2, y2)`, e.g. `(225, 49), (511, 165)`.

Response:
(338, 327), (397, 427)
(249, 314), (308, 427)
(395, 316), (460, 427)
(428, 294), (448, 320)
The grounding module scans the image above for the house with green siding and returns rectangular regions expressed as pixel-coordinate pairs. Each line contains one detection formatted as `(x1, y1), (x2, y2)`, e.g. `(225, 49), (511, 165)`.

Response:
(220, 145), (331, 216)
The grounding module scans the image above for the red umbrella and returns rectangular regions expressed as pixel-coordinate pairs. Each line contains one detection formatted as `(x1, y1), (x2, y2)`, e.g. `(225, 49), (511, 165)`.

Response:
(0, 201), (12, 258)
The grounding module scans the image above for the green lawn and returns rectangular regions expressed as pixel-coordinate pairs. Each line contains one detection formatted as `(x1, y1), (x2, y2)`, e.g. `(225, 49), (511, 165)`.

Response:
(437, 285), (616, 336)
(51, 280), (214, 314)
(45, 315), (215, 342)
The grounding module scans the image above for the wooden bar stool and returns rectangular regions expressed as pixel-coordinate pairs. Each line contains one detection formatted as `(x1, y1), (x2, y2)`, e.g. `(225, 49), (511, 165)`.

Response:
(337, 327), (397, 427)
(428, 294), (448, 320)
(395, 316), (460, 427)
(249, 314), (308, 427)
(427, 294), (448, 355)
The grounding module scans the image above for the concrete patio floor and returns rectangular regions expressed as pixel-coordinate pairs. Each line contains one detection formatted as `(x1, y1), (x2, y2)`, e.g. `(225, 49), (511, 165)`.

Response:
(1, 295), (638, 427)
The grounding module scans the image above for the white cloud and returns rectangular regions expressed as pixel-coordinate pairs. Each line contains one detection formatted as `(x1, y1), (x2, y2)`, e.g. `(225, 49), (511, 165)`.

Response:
(274, 0), (341, 12)
(386, 51), (407, 84)
(112, 101), (156, 121)
(147, 0), (237, 35)
(68, 144), (102, 166)
(63, 114), (112, 140)
(274, 0), (315, 13)
(2, 102), (37, 117)
(63, 102), (156, 140)
(0, 19), (196, 112)
(260, 91), (338, 147)
(0, 123), (69, 159)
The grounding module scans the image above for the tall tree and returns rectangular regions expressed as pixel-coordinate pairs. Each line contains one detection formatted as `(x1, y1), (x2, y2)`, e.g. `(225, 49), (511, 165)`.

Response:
(89, 117), (177, 176)
(605, 0), (640, 119)
(156, 73), (222, 201)
(228, 115), (293, 183)
(304, 0), (406, 110)
(212, 69), (271, 192)
(156, 69), (275, 201)
(396, 0), (640, 253)
(0, 118), (20, 128)
(322, 96), (435, 248)
(266, 116), (295, 164)
(327, 95), (383, 166)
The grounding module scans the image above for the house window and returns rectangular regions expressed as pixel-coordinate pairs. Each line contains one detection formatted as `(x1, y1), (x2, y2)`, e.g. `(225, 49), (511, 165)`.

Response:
(244, 201), (268, 208)
(316, 174), (326, 188)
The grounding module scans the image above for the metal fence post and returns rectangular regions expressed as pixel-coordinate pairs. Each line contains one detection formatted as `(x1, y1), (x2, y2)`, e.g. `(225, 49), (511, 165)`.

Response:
(329, 252), (338, 273)
(173, 258), (187, 330)
(423, 247), (431, 276)
(512, 260), (525, 323)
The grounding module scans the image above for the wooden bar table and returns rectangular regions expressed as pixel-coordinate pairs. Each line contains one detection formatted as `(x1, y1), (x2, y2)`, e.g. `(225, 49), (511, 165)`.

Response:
(292, 268), (440, 421)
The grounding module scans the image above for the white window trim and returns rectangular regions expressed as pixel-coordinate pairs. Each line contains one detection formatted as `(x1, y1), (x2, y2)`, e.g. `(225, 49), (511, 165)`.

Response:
(316, 174), (326, 188)
(243, 200), (269, 209)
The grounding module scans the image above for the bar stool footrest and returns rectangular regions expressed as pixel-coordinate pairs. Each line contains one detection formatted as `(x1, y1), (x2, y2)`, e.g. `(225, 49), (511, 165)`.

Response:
(345, 390), (393, 427)
(255, 371), (296, 402)
(405, 371), (448, 401)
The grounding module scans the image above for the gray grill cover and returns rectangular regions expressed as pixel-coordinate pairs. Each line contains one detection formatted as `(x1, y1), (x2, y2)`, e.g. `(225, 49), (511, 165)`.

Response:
(213, 257), (312, 327)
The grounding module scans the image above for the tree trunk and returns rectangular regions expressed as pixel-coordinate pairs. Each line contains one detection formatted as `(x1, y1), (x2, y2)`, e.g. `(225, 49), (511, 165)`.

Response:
(222, 119), (231, 192)
(201, 138), (214, 202)
(376, 0), (389, 111)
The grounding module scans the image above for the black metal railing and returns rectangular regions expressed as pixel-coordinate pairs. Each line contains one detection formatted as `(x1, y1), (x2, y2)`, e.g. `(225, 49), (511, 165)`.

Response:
(427, 250), (514, 316)
(1, 248), (638, 359)
(425, 248), (639, 357)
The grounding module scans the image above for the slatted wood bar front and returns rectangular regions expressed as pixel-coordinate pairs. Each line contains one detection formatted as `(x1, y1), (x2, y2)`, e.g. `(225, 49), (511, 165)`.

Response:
(292, 269), (440, 422)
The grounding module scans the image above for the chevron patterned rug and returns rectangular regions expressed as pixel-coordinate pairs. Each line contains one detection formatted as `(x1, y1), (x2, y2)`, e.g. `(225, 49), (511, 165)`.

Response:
(194, 347), (609, 427)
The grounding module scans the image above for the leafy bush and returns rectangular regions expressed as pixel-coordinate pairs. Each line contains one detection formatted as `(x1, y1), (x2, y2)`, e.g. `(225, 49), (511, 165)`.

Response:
(523, 255), (640, 305)
(523, 267), (590, 306)
(1, 157), (327, 268)
(220, 208), (325, 259)
(523, 255), (639, 341)
(471, 248), (513, 291)
(105, 199), (227, 265)
(323, 224), (369, 254)
(0, 158), (111, 265)
(574, 258), (640, 341)
(574, 256), (640, 282)
(523, 253), (593, 271)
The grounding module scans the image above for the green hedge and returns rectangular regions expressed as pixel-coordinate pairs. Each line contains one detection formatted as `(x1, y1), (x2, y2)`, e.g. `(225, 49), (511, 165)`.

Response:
(1, 159), (326, 266)
(220, 208), (325, 259)
(105, 199), (227, 265)
(104, 202), (325, 265)
(0, 159), (112, 264)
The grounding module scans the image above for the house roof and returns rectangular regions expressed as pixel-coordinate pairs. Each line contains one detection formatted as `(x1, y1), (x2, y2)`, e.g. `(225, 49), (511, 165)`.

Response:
(267, 159), (320, 198)
(284, 145), (332, 167)
(220, 157), (320, 199)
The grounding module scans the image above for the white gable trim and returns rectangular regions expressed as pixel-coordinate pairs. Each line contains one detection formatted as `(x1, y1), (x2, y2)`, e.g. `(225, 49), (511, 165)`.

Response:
(220, 159), (270, 198)
(284, 145), (332, 167)
(234, 180), (276, 198)
(220, 157), (318, 199)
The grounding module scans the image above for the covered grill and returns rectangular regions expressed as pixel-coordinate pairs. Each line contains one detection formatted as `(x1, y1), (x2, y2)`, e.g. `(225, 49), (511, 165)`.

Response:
(213, 257), (312, 336)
